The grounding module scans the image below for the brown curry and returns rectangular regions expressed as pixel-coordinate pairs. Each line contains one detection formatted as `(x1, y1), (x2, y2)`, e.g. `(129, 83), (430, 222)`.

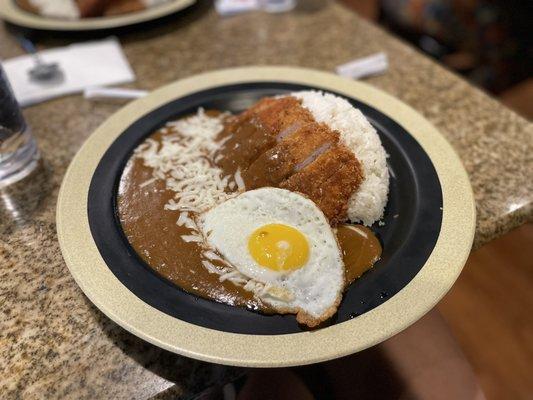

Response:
(117, 111), (382, 313)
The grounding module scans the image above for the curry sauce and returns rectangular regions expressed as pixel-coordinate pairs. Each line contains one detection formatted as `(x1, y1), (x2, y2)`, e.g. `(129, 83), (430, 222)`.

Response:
(117, 111), (382, 314)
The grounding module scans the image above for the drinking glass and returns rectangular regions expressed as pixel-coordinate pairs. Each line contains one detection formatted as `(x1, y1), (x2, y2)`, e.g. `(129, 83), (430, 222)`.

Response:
(0, 63), (39, 187)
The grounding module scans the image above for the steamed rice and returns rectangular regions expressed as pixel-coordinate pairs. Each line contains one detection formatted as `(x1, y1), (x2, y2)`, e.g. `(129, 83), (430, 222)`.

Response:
(29, 0), (80, 19)
(292, 91), (389, 226)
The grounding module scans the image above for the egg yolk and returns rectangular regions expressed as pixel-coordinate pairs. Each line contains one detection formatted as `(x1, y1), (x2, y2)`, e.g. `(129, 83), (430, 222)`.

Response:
(248, 223), (309, 272)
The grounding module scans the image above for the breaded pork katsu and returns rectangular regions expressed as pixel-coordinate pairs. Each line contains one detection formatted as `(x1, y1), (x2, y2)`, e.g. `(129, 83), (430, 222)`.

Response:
(17, 0), (166, 19)
(215, 96), (365, 225)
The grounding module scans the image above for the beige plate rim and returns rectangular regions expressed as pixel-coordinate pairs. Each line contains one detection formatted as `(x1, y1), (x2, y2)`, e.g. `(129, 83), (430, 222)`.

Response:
(56, 66), (476, 368)
(0, 0), (195, 30)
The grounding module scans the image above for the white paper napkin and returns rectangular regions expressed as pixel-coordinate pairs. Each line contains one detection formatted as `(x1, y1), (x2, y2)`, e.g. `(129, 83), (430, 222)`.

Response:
(2, 37), (135, 107)
(214, 0), (296, 15)
(215, 0), (260, 16)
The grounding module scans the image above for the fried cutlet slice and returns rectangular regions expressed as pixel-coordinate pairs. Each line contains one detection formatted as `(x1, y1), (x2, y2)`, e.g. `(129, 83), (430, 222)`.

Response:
(252, 96), (315, 137)
(220, 98), (277, 136)
(76, 0), (109, 17)
(226, 96), (314, 138)
(216, 97), (310, 173)
(237, 97), (279, 121)
(216, 95), (364, 224)
(216, 118), (278, 174)
(281, 145), (363, 223)
(280, 146), (353, 199)
(318, 155), (363, 224)
(104, 0), (144, 15)
(217, 97), (297, 145)
(242, 122), (338, 189)
(215, 97), (288, 174)
(16, 0), (39, 14)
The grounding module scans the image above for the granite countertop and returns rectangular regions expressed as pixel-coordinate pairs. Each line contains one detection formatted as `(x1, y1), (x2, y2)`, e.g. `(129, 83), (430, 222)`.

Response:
(1, 2), (532, 399)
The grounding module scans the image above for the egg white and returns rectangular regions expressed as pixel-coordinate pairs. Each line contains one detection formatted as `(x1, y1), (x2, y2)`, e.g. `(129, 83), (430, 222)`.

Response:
(198, 187), (345, 321)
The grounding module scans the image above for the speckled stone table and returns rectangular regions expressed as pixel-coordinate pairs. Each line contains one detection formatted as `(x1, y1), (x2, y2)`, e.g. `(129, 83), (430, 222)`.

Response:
(1, 2), (532, 399)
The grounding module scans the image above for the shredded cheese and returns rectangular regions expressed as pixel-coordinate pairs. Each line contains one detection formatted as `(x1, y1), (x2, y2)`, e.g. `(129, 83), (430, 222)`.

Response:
(134, 109), (241, 215)
(134, 108), (271, 298)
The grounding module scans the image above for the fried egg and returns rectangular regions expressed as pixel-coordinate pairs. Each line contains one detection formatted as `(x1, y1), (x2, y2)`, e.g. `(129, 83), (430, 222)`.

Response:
(198, 188), (345, 326)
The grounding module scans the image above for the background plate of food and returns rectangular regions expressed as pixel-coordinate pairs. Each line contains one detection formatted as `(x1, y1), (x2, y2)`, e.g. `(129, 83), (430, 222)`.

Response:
(57, 66), (475, 367)
(0, 0), (195, 31)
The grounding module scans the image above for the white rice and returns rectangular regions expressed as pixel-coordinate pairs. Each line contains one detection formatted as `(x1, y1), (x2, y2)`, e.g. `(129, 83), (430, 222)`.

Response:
(29, 0), (80, 19)
(292, 91), (389, 226)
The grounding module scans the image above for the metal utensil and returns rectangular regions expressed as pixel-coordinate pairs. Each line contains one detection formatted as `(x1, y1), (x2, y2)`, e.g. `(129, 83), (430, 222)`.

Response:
(16, 36), (63, 83)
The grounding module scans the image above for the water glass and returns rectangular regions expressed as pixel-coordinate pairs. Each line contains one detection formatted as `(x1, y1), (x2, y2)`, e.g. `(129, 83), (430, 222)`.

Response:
(0, 63), (39, 187)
